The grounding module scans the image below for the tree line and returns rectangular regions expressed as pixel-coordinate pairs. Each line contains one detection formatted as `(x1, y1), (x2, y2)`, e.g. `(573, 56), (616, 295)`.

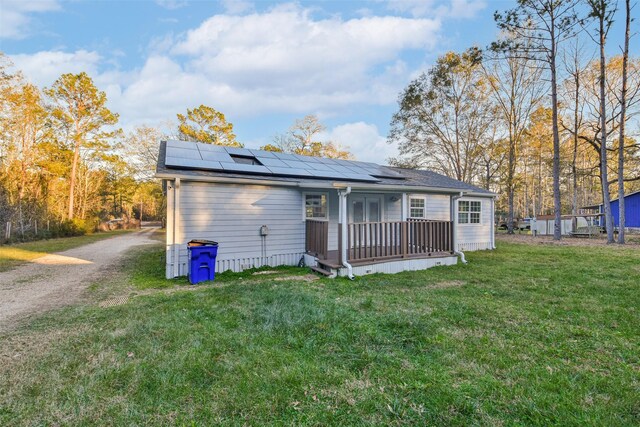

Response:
(0, 54), (352, 242)
(389, 0), (637, 243)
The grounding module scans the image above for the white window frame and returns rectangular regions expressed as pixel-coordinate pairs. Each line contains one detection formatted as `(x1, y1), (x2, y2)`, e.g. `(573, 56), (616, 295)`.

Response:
(409, 195), (426, 219)
(302, 192), (329, 221)
(458, 200), (482, 225)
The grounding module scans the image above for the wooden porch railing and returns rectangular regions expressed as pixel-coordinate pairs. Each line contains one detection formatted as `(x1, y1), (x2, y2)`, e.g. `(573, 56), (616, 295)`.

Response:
(346, 220), (453, 263)
(305, 219), (329, 259)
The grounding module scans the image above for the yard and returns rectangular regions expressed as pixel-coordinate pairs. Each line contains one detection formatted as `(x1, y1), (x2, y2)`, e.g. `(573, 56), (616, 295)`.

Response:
(1, 238), (638, 426)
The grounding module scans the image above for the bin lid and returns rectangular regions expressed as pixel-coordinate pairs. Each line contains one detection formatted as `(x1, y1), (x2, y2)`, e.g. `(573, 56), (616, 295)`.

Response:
(188, 239), (218, 247)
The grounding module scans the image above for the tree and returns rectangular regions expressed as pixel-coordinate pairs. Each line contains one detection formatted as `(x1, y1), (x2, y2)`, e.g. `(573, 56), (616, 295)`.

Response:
(585, 0), (618, 243)
(484, 40), (544, 233)
(177, 105), (241, 147)
(561, 39), (588, 220)
(125, 125), (164, 180)
(617, 0), (631, 244)
(46, 72), (119, 220)
(275, 115), (353, 159)
(258, 143), (283, 152)
(494, 0), (580, 240)
(389, 48), (494, 183)
(4, 83), (49, 235)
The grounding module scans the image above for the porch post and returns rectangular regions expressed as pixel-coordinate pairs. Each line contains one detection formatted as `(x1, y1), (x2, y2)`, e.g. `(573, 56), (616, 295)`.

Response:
(401, 193), (408, 220)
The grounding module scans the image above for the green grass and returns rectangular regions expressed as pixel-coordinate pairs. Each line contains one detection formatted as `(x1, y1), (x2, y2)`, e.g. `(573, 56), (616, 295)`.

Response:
(0, 230), (135, 272)
(1, 242), (639, 426)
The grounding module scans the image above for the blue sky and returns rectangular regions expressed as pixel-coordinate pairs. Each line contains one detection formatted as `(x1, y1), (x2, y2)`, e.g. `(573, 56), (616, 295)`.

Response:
(0, 0), (635, 163)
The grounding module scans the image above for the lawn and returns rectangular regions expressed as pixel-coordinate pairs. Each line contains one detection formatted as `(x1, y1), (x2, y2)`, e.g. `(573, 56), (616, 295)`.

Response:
(1, 241), (638, 426)
(0, 230), (135, 272)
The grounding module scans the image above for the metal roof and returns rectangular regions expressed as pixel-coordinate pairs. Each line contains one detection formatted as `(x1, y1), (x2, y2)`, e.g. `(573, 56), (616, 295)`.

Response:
(156, 140), (495, 196)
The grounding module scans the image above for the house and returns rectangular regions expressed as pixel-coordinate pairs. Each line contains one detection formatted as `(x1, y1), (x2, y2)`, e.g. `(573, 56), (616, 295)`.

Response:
(156, 140), (497, 279)
(583, 190), (640, 231)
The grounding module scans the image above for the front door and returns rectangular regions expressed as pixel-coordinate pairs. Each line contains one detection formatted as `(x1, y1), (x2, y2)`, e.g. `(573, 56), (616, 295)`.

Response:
(350, 196), (382, 223)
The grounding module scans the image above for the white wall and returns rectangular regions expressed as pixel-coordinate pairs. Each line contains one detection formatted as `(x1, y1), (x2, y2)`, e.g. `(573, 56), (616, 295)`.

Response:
(167, 180), (306, 276)
(165, 180), (495, 278)
(456, 196), (493, 251)
(407, 193), (494, 252)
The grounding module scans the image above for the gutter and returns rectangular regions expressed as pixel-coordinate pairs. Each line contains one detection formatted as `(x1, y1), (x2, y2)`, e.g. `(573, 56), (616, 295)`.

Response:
(155, 172), (497, 197)
(451, 191), (468, 264)
(338, 186), (354, 280)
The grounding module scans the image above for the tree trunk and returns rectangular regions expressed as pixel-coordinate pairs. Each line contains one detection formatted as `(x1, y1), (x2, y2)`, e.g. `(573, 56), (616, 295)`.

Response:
(597, 11), (614, 243)
(550, 22), (562, 241)
(507, 135), (515, 234)
(572, 58), (580, 232)
(617, 0), (630, 244)
(68, 136), (81, 220)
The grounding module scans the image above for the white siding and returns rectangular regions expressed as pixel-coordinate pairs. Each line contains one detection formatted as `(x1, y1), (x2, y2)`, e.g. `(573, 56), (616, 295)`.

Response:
(165, 179), (496, 278)
(167, 181), (306, 276)
(426, 194), (450, 220)
(385, 193), (403, 221)
(406, 193), (451, 221)
(456, 196), (493, 251)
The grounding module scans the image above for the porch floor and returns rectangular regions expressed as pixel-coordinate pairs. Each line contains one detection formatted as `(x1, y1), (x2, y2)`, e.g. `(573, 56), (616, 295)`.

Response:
(318, 249), (455, 269)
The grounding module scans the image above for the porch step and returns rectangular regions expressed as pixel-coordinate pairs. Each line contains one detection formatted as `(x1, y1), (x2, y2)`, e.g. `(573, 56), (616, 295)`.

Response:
(310, 266), (333, 277)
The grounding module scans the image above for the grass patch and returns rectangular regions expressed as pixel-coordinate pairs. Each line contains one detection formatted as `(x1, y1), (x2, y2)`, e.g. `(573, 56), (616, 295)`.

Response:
(0, 230), (135, 272)
(1, 241), (638, 425)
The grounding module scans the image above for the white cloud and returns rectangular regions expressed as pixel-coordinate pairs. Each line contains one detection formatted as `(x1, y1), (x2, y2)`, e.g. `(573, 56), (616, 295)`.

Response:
(221, 0), (254, 15)
(155, 0), (187, 10)
(387, 0), (486, 19)
(449, 0), (487, 19)
(10, 50), (102, 87)
(169, 4), (439, 110)
(324, 122), (398, 164)
(7, 4), (443, 147)
(0, 0), (60, 39)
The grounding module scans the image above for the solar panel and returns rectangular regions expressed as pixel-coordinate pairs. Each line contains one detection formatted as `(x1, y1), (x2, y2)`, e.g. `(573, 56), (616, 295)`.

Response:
(256, 157), (288, 167)
(197, 144), (228, 153)
(224, 146), (252, 156)
(272, 152), (299, 161)
(265, 166), (314, 177)
(219, 163), (271, 174)
(166, 157), (223, 170)
(282, 160), (310, 169)
(164, 140), (403, 182)
(199, 150), (234, 162)
(167, 147), (203, 160)
(250, 149), (277, 158)
(166, 140), (199, 151)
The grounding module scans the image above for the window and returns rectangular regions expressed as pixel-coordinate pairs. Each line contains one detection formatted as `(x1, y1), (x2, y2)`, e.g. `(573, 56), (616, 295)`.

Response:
(230, 154), (262, 165)
(458, 200), (481, 224)
(409, 197), (425, 218)
(304, 193), (327, 219)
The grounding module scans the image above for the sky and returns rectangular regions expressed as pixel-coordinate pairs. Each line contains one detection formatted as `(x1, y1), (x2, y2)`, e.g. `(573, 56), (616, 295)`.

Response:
(0, 0), (636, 164)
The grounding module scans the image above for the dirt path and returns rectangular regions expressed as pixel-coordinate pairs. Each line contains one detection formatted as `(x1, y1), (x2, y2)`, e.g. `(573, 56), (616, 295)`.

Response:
(0, 228), (159, 331)
(496, 232), (640, 248)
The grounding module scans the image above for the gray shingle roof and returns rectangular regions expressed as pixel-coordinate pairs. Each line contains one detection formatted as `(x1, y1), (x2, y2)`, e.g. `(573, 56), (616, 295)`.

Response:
(156, 140), (494, 196)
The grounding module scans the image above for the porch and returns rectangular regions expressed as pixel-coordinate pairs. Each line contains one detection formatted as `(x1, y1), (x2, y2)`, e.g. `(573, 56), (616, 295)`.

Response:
(305, 219), (455, 274)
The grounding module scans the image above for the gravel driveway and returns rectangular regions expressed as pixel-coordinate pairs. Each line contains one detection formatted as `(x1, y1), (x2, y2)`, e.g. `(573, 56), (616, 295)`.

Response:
(0, 229), (159, 330)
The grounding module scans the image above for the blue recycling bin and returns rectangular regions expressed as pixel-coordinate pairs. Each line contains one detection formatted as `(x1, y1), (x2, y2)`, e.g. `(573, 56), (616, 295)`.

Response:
(187, 240), (218, 284)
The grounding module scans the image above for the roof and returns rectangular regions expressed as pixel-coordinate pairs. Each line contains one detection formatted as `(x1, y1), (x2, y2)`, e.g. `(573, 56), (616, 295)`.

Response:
(156, 140), (495, 196)
(581, 190), (640, 208)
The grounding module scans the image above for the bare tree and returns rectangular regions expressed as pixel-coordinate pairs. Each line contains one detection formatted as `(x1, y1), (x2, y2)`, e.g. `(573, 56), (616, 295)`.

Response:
(389, 48), (494, 184)
(484, 40), (545, 233)
(271, 115), (353, 159)
(617, 0), (632, 243)
(584, 0), (618, 243)
(494, 0), (580, 240)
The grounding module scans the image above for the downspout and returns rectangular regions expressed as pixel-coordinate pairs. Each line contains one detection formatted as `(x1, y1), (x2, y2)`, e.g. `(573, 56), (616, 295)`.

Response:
(491, 197), (496, 249)
(339, 186), (354, 280)
(173, 177), (181, 276)
(451, 191), (468, 264)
